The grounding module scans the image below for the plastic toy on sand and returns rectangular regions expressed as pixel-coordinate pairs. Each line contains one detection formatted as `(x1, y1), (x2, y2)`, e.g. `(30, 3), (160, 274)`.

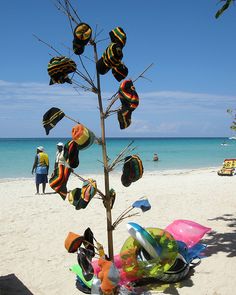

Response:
(165, 219), (211, 248)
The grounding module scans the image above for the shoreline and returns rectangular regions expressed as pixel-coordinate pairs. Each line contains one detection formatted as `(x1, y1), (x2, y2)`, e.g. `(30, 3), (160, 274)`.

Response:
(0, 166), (220, 183)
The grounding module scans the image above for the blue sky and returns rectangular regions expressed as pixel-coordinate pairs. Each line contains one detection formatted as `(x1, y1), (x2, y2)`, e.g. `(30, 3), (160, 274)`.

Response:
(0, 0), (235, 138)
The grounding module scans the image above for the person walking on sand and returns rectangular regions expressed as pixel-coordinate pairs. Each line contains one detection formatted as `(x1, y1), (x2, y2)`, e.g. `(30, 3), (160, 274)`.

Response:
(32, 146), (49, 195)
(54, 142), (65, 169)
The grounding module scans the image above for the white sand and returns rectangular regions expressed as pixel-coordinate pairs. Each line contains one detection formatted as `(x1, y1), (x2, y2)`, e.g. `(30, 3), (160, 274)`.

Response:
(0, 168), (236, 295)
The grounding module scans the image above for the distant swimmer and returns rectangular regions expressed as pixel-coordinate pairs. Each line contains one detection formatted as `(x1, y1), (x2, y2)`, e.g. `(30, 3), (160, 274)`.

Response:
(153, 153), (159, 161)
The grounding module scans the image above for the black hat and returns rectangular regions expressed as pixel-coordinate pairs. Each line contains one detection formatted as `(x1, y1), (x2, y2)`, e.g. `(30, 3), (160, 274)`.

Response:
(96, 57), (110, 75)
(112, 63), (128, 82)
(117, 107), (132, 129)
(42, 107), (65, 135)
(73, 23), (92, 56)
(47, 56), (76, 85)
(118, 79), (139, 111)
(109, 27), (126, 47)
(103, 43), (123, 68)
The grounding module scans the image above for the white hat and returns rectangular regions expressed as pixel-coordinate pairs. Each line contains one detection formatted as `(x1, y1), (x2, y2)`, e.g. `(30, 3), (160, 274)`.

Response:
(37, 146), (44, 152)
(57, 142), (64, 147)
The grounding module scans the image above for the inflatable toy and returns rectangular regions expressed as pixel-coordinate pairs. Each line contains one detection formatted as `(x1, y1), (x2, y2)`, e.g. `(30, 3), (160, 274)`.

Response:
(72, 222), (208, 289)
(127, 222), (161, 258)
(165, 219), (211, 248)
(120, 227), (178, 280)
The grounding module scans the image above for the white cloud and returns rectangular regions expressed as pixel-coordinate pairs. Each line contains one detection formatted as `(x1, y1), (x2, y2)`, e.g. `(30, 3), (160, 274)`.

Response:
(141, 90), (236, 101)
(0, 80), (233, 137)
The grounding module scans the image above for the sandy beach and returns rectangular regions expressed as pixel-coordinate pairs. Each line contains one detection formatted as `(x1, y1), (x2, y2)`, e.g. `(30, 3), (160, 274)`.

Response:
(0, 168), (236, 295)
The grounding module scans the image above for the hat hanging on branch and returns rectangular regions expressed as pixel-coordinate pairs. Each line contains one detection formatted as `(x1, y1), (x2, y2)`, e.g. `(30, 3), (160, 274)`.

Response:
(47, 56), (77, 85)
(73, 23), (92, 55)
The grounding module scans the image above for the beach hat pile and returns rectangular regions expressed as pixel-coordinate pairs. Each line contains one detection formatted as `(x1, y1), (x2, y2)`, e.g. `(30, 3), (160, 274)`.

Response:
(47, 56), (77, 85)
(117, 79), (139, 129)
(47, 120), (97, 203)
(96, 27), (128, 82)
(73, 23), (92, 55)
(121, 155), (144, 187)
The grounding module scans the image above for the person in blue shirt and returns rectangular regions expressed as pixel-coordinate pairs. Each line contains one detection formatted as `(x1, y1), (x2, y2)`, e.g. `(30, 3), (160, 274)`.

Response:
(32, 146), (49, 195)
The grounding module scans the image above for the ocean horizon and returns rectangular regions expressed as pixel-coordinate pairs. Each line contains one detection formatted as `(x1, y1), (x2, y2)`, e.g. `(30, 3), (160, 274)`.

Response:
(0, 137), (235, 179)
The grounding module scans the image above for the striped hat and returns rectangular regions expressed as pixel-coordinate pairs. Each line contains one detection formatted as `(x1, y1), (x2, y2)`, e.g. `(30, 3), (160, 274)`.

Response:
(73, 23), (92, 55)
(42, 107), (65, 135)
(96, 57), (110, 75)
(121, 155), (144, 187)
(118, 80), (139, 111)
(102, 43), (123, 68)
(112, 63), (128, 82)
(117, 107), (132, 129)
(72, 124), (95, 150)
(63, 140), (80, 168)
(47, 56), (76, 85)
(68, 179), (97, 210)
(109, 27), (126, 47)
(49, 164), (71, 199)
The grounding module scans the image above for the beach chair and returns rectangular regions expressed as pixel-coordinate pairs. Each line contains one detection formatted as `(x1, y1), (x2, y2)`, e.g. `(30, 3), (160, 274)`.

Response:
(217, 158), (236, 176)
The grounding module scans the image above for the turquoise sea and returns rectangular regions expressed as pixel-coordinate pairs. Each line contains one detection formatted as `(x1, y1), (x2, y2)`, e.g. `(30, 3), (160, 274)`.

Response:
(0, 137), (235, 179)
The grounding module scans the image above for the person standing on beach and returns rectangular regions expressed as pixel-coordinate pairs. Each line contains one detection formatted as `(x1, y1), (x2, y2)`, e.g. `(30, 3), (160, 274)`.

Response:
(54, 142), (65, 169)
(31, 146), (49, 195)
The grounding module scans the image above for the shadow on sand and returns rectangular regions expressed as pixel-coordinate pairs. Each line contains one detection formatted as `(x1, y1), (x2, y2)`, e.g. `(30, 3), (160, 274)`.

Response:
(132, 268), (195, 294)
(132, 213), (236, 294)
(205, 213), (236, 258)
(0, 274), (33, 295)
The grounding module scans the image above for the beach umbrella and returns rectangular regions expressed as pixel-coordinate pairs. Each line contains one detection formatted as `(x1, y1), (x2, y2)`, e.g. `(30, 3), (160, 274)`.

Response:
(73, 23), (92, 55)
(47, 56), (76, 85)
